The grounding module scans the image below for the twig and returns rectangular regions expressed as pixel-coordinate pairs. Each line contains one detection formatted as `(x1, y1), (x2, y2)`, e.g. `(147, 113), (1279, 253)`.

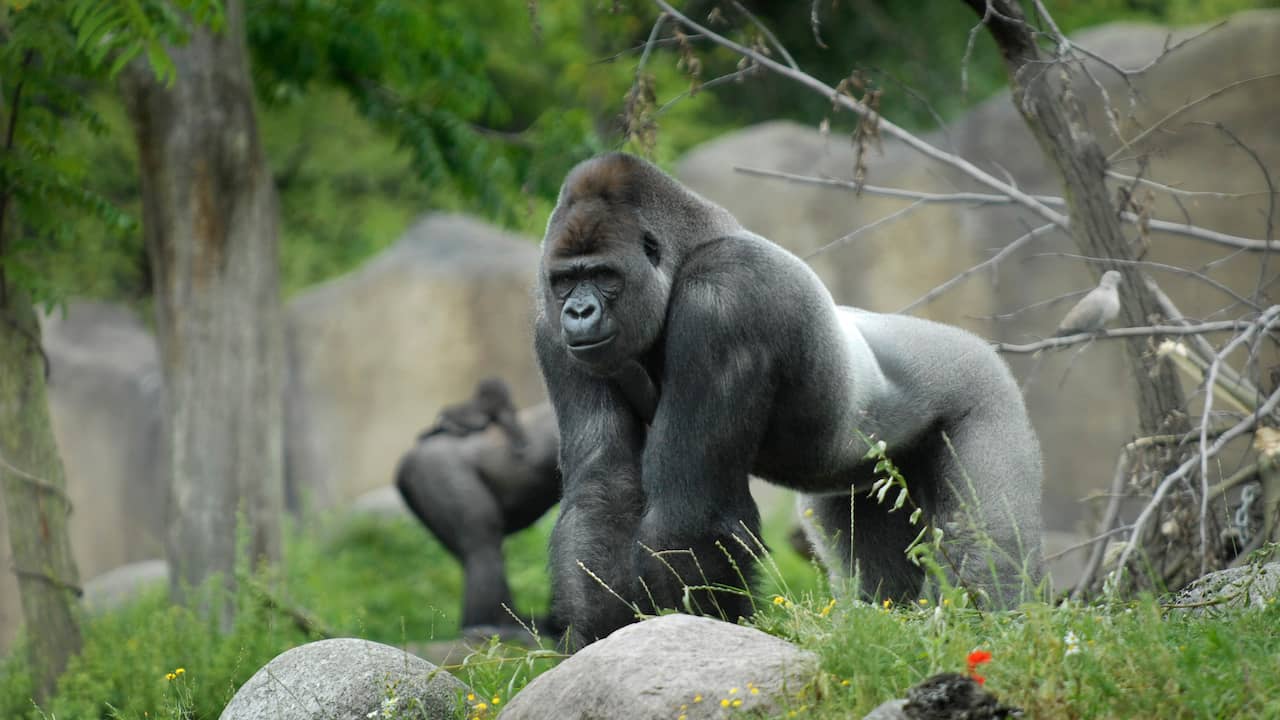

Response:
(730, 1), (797, 70)
(1107, 72), (1280, 162)
(734, 166), (1277, 252)
(245, 577), (335, 639)
(0, 449), (71, 506)
(991, 320), (1269, 354)
(803, 200), (926, 260)
(651, 0), (1070, 231)
(1027, 252), (1263, 310)
(900, 223), (1058, 315)
(12, 566), (83, 597)
(1114, 382), (1280, 580)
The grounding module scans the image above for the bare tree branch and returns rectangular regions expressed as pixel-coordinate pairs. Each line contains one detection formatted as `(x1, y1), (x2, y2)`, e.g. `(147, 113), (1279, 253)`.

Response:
(991, 319), (1273, 354)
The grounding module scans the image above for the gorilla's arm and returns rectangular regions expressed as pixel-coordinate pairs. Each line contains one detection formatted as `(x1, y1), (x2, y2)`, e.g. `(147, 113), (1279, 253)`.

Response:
(534, 321), (648, 645)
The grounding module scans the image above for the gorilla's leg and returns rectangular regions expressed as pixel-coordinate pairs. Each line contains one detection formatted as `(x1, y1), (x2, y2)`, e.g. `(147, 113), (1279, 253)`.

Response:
(933, 406), (1044, 607)
(798, 491), (925, 602)
(395, 448), (516, 628)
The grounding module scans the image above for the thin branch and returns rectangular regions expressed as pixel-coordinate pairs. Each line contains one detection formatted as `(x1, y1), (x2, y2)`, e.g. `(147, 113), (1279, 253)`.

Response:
(1114, 381), (1280, 579)
(734, 166), (1278, 252)
(12, 566), (82, 597)
(1107, 72), (1280, 162)
(1028, 252), (1263, 310)
(1105, 171), (1274, 201)
(900, 223), (1059, 315)
(0, 448), (71, 506)
(802, 200), (926, 261)
(651, 0), (1071, 231)
(730, 1), (797, 70)
(992, 319), (1270, 354)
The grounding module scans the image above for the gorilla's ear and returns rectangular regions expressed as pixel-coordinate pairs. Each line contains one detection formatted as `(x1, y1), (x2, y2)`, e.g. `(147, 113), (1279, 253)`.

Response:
(643, 232), (661, 268)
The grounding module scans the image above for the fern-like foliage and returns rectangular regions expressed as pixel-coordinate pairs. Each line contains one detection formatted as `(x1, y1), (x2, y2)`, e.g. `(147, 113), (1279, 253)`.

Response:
(0, 0), (217, 308)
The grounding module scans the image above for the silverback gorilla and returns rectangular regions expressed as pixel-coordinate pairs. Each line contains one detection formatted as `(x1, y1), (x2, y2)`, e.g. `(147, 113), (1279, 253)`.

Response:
(396, 402), (561, 635)
(534, 153), (1043, 648)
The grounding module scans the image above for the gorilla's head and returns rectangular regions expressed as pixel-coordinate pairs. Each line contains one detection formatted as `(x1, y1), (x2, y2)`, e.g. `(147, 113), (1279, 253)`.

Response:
(539, 154), (672, 376)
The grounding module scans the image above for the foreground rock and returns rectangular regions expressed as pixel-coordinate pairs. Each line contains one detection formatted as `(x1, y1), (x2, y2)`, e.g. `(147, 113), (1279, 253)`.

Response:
(219, 637), (468, 719)
(498, 614), (819, 719)
(862, 673), (1022, 720)
(1169, 562), (1280, 616)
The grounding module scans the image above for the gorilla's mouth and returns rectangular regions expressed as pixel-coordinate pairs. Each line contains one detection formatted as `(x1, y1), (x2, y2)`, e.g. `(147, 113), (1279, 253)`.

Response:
(566, 333), (617, 352)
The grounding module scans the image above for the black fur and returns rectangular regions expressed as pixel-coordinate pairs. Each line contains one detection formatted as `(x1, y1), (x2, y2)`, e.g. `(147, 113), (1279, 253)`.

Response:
(396, 401), (560, 633)
(535, 153), (1043, 649)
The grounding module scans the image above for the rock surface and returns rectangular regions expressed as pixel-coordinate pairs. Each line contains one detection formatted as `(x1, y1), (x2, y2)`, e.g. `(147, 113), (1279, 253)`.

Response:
(1170, 562), (1280, 616)
(82, 559), (169, 613)
(498, 614), (819, 720)
(219, 637), (468, 720)
(285, 213), (545, 511)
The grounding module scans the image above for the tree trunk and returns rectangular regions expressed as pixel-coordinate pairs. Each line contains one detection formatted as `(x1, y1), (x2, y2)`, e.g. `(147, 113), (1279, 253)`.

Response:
(120, 0), (284, 618)
(963, 0), (1192, 587)
(0, 290), (82, 702)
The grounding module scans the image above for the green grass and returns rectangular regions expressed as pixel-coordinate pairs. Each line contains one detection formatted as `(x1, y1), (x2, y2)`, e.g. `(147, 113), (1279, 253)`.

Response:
(2, 510), (1277, 719)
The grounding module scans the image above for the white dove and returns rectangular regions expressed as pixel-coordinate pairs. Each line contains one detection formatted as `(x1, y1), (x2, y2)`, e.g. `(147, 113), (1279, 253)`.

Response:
(1055, 270), (1122, 336)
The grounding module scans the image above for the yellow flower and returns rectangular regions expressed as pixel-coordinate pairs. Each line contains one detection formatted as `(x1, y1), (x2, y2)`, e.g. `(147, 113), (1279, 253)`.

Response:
(819, 598), (837, 617)
(474, 702), (488, 712)
(803, 508), (814, 518)
(750, 687), (759, 695)
(772, 595), (787, 606)
(942, 598), (951, 606)
(165, 673), (176, 681)
(841, 679), (850, 686)
(693, 694), (703, 703)
(729, 687), (739, 694)
(678, 716), (687, 720)
(732, 699), (743, 707)
(882, 599), (892, 609)
(175, 668), (185, 676)
(918, 598), (929, 606)
(680, 704), (687, 711)
(491, 696), (501, 705)
(721, 698), (731, 708)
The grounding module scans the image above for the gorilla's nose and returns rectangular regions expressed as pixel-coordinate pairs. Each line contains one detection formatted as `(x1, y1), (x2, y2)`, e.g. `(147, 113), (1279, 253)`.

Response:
(562, 297), (607, 345)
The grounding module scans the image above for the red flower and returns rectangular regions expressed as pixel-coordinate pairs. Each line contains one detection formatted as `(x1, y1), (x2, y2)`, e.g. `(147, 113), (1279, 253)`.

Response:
(967, 650), (992, 685)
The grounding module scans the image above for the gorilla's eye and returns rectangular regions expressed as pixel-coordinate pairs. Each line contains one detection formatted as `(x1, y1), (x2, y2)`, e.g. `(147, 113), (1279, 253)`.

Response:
(643, 232), (661, 267)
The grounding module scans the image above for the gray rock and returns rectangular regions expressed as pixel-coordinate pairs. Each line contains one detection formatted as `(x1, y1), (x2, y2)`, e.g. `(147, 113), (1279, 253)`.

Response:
(1170, 562), (1280, 617)
(285, 213), (546, 512)
(349, 486), (411, 518)
(498, 614), (819, 720)
(219, 637), (468, 720)
(83, 559), (169, 613)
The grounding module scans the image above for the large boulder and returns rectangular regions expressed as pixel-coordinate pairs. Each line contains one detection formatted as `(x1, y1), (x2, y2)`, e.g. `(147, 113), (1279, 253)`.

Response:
(285, 213), (545, 510)
(0, 301), (168, 653)
(219, 637), (468, 720)
(677, 11), (1280, 531)
(498, 614), (819, 720)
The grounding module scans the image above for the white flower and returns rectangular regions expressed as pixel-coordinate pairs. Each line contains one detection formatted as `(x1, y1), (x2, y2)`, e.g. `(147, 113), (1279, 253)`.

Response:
(1064, 630), (1081, 657)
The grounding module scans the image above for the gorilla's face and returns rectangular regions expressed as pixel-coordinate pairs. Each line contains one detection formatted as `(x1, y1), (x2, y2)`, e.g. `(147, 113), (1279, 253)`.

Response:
(541, 199), (669, 376)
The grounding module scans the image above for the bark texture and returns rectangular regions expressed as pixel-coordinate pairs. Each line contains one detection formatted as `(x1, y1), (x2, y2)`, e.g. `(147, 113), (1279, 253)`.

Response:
(963, 0), (1192, 588)
(121, 0), (284, 614)
(0, 290), (82, 702)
